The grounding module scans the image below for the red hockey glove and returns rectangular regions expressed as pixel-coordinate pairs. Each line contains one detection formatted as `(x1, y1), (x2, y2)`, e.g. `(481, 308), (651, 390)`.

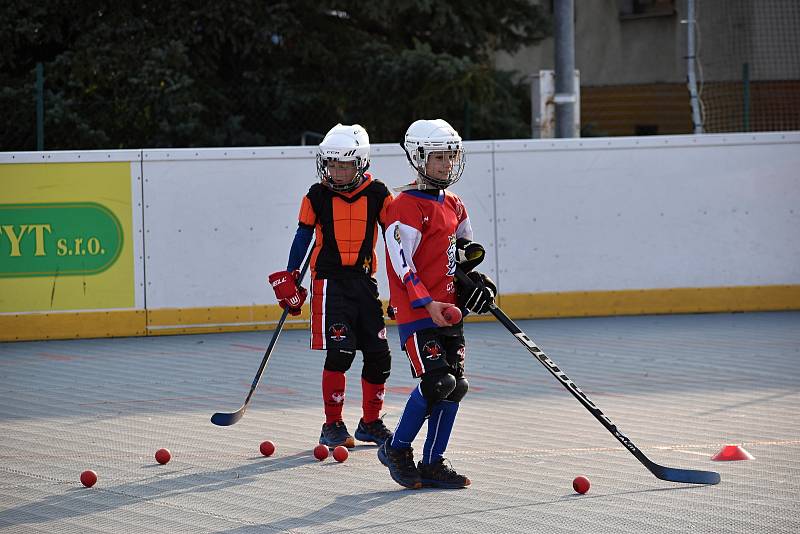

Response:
(268, 270), (307, 316)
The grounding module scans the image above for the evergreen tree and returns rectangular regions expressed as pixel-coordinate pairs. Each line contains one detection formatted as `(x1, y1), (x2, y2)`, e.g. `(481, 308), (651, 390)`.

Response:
(0, 1), (549, 150)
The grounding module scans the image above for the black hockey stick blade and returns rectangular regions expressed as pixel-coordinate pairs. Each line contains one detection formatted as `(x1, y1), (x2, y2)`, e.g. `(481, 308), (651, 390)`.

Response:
(211, 244), (314, 427)
(647, 460), (720, 485)
(454, 268), (720, 485)
(211, 405), (246, 426)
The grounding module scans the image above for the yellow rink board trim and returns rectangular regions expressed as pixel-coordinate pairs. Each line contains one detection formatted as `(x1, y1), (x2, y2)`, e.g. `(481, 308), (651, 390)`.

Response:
(0, 310), (147, 341)
(2, 285), (799, 342)
(499, 284), (800, 318)
(145, 305), (307, 336)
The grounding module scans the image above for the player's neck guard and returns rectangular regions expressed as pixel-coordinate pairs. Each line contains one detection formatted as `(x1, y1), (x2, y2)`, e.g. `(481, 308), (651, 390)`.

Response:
(393, 178), (437, 193)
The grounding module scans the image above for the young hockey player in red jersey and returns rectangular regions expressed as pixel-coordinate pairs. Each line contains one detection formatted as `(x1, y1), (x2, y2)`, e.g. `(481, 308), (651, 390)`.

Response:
(378, 119), (497, 488)
(269, 124), (394, 449)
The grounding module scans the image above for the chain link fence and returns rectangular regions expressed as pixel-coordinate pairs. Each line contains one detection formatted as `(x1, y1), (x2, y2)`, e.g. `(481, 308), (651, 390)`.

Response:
(571, 0), (799, 138)
(696, 0), (800, 133)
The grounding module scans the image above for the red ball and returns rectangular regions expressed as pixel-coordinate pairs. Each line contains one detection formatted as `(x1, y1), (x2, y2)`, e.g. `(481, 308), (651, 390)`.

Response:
(332, 445), (349, 463)
(573, 475), (590, 494)
(313, 444), (329, 461)
(155, 448), (171, 465)
(80, 470), (97, 488)
(259, 440), (275, 457)
(442, 305), (462, 325)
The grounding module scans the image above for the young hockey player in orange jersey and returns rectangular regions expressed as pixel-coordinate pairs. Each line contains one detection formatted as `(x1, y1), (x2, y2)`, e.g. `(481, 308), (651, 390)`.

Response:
(269, 124), (394, 449)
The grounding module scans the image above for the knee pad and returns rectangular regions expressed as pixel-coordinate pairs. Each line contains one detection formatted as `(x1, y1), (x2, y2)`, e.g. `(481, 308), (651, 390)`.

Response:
(324, 348), (356, 373)
(420, 371), (457, 404)
(361, 349), (391, 384)
(446, 377), (469, 402)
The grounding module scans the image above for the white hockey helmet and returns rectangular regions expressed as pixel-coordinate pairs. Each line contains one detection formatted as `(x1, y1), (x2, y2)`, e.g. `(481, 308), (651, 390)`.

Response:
(402, 118), (465, 189)
(316, 123), (370, 192)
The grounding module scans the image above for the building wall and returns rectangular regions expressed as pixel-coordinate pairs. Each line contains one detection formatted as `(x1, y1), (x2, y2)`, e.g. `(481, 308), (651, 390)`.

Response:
(501, 0), (800, 135)
(497, 0), (686, 86)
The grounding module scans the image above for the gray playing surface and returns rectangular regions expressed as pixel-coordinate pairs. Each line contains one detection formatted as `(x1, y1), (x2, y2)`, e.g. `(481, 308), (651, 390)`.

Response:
(1, 312), (798, 533)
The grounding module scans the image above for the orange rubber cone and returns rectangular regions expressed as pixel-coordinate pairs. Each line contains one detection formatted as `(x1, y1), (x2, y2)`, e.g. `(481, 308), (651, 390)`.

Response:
(711, 445), (754, 461)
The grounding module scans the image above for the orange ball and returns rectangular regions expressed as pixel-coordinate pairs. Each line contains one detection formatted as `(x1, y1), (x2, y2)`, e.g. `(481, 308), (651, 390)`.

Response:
(80, 470), (97, 488)
(573, 475), (590, 494)
(155, 448), (171, 465)
(259, 440), (275, 457)
(313, 444), (329, 461)
(332, 445), (349, 462)
(442, 305), (462, 325)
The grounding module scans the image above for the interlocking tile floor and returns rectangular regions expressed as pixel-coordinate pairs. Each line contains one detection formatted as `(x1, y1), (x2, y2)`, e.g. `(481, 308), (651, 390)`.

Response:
(1, 312), (798, 533)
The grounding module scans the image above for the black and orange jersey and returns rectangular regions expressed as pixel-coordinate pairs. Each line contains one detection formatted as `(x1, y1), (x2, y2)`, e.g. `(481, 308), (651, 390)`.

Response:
(298, 173), (393, 280)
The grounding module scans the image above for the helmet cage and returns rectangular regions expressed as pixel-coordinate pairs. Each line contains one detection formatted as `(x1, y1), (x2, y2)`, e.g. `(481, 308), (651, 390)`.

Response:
(403, 141), (466, 189)
(316, 152), (369, 192)
(402, 119), (466, 189)
(316, 124), (370, 192)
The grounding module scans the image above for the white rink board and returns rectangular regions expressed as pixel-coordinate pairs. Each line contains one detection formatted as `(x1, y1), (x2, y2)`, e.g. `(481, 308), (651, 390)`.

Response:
(494, 133), (800, 293)
(141, 143), (497, 308)
(142, 147), (316, 309)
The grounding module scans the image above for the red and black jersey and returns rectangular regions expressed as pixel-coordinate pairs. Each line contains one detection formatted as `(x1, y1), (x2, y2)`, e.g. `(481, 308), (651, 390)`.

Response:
(384, 188), (473, 343)
(298, 174), (393, 279)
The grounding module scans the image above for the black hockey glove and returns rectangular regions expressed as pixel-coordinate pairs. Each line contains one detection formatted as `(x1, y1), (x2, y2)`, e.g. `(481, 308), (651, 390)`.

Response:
(457, 270), (497, 314)
(456, 238), (485, 273)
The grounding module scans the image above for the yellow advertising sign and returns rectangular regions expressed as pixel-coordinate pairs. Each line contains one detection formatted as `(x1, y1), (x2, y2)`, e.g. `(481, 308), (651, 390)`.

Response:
(0, 162), (135, 312)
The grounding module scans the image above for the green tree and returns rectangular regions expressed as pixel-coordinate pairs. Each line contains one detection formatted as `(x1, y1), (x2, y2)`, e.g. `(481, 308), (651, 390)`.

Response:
(0, 1), (549, 150)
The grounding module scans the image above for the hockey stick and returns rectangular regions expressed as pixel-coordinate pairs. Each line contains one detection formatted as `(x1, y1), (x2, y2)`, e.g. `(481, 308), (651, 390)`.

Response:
(455, 269), (720, 485)
(211, 245), (314, 427)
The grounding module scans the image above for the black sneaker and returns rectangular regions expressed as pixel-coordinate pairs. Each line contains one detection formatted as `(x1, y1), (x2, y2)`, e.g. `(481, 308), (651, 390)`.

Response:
(417, 458), (471, 489)
(319, 421), (355, 448)
(377, 442), (422, 489)
(355, 417), (393, 447)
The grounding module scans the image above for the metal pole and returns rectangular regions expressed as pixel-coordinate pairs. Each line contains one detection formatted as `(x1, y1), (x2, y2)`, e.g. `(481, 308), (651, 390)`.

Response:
(686, 0), (703, 133)
(554, 0), (576, 138)
(36, 62), (44, 150)
(530, 73), (541, 138)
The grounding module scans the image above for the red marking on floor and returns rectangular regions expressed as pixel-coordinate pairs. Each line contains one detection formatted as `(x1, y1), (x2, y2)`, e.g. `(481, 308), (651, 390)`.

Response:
(386, 386), (415, 394)
(468, 373), (527, 385)
(79, 395), (224, 406)
(0, 353), (75, 365)
(262, 385), (297, 395)
(237, 381), (298, 395)
(38, 352), (74, 361)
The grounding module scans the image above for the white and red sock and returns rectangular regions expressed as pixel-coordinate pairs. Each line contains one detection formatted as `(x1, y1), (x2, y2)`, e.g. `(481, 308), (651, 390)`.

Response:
(361, 378), (385, 423)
